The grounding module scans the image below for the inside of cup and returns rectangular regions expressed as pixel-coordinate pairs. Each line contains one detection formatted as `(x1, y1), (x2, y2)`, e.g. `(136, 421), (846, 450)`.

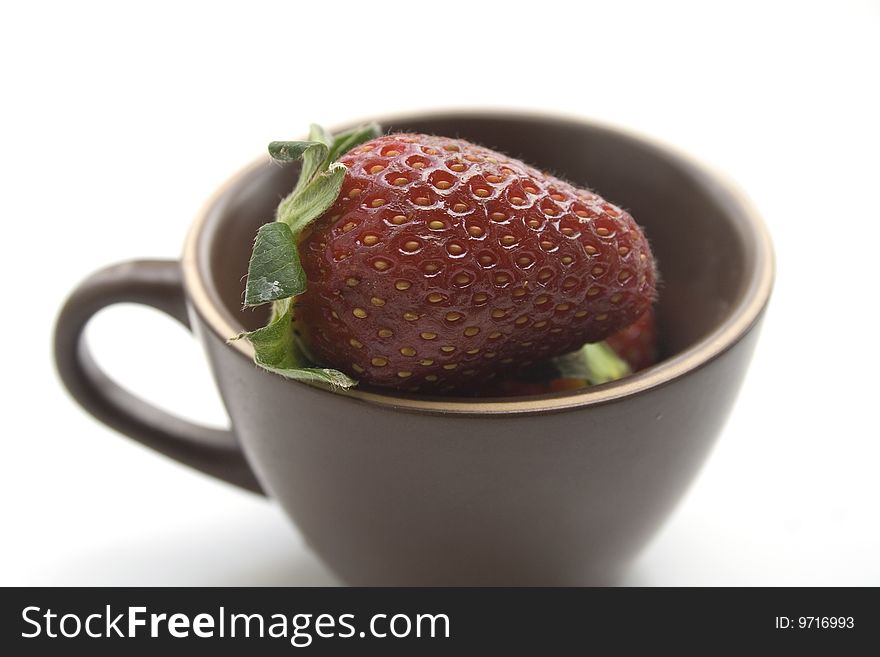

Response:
(203, 114), (755, 383)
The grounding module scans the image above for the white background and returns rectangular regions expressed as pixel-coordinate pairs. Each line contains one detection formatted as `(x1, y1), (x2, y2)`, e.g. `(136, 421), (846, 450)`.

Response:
(2, 0), (878, 586)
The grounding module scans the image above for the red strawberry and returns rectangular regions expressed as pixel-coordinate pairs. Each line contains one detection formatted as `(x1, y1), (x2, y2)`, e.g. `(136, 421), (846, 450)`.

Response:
(294, 133), (656, 392)
(605, 308), (657, 372)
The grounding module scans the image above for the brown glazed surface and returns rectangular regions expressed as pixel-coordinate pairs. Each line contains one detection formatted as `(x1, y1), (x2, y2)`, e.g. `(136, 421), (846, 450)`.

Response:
(56, 112), (773, 585)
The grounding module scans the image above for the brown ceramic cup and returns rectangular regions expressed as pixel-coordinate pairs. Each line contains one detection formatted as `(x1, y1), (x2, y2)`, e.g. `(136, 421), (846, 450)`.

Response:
(54, 112), (774, 585)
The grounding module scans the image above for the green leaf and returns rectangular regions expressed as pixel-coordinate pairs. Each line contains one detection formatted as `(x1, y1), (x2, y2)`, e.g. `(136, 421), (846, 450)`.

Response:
(243, 222), (305, 307)
(269, 140), (330, 194)
(327, 122), (382, 163)
(261, 363), (359, 388)
(555, 342), (632, 385)
(239, 122), (384, 387)
(237, 298), (357, 389)
(297, 142), (332, 193)
(308, 123), (333, 146)
(270, 123), (380, 196)
(276, 162), (346, 233)
(267, 140), (327, 162)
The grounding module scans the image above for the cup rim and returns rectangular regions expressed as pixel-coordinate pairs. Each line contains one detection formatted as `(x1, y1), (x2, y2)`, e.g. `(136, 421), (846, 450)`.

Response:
(181, 110), (774, 416)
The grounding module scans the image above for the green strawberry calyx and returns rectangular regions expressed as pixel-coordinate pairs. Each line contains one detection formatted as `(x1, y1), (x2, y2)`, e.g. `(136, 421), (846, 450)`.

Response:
(554, 341), (633, 386)
(231, 123), (382, 389)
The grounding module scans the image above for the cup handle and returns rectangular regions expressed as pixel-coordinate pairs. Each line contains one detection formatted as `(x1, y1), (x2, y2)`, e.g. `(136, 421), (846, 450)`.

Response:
(53, 259), (264, 495)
